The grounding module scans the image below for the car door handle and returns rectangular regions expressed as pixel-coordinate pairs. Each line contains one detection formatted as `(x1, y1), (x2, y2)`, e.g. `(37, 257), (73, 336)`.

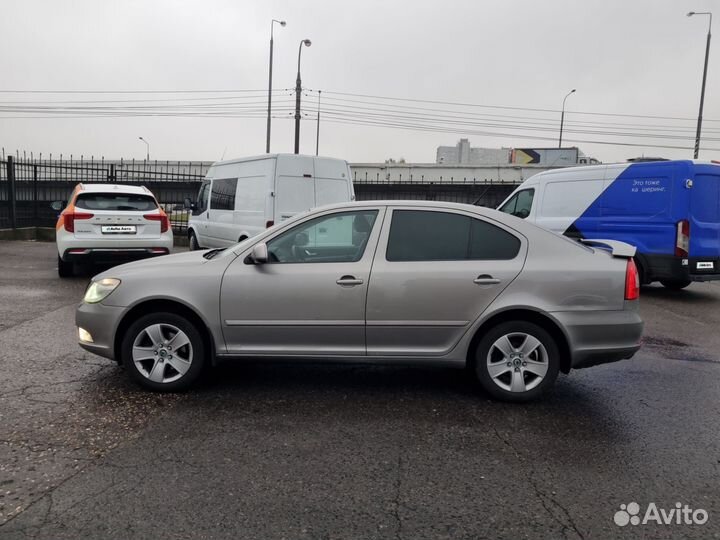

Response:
(473, 274), (501, 285)
(336, 275), (364, 286)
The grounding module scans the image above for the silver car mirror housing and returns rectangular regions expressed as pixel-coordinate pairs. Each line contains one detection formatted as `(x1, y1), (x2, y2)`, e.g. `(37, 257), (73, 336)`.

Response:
(250, 243), (268, 264)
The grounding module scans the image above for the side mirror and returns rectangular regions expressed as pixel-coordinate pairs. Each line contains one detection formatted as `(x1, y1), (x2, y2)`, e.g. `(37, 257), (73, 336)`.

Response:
(183, 197), (196, 211)
(50, 201), (65, 211)
(250, 243), (268, 264)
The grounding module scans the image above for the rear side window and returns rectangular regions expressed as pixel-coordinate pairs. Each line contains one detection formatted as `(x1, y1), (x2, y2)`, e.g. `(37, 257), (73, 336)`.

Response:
(75, 193), (157, 211)
(498, 189), (534, 219)
(210, 178), (238, 211)
(386, 210), (520, 261)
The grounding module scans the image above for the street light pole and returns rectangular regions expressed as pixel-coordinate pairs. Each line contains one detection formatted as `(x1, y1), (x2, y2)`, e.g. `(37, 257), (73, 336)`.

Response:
(266, 19), (286, 154)
(294, 39), (312, 154)
(688, 11), (712, 159)
(138, 137), (149, 161)
(316, 90), (321, 156)
(558, 89), (576, 148)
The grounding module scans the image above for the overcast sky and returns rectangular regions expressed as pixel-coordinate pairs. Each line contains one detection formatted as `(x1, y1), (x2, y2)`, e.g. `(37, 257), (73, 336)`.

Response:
(1, 0), (719, 164)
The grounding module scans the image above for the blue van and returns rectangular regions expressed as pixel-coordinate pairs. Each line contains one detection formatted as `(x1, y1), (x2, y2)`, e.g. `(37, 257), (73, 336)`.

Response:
(497, 160), (720, 289)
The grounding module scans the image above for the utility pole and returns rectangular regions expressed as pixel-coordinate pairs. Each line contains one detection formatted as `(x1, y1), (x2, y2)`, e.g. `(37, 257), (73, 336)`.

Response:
(687, 12), (712, 159)
(316, 90), (321, 156)
(294, 39), (312, 154)
(266, 19), (286, 154)
(558, 89), (576, 148)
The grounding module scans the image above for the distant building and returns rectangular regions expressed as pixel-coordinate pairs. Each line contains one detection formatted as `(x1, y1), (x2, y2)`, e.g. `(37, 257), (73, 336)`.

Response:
(436, 139), (599, 166)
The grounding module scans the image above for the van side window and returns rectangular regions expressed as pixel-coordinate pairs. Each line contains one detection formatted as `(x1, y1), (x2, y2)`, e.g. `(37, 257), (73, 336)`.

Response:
(386, 210), (520, 261)
(210, 178), (238, 211)
(498, 189), (534, 219)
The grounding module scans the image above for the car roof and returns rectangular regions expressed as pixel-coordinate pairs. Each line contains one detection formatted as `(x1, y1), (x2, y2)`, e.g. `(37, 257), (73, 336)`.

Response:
(75, 183), (153, 196)
(312, 200), (517, 221)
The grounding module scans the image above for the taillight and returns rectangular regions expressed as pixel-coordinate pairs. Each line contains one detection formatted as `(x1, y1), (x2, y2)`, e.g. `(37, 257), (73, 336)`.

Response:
(64, 212), (93, 233)
(265, 220), (274, 228)
(625, 259), (640, 301)
(675, 219), (689, 257)
(144, 213), (169, 233)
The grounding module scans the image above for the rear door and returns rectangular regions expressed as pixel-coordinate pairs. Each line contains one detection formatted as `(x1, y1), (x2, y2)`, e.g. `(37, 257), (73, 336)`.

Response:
(366, 207), (526, 356)
(72, 191), (161, 242)
(314, 158), (353, 206)
(689, 168), (720, 271)
(274, 155), (316, 224)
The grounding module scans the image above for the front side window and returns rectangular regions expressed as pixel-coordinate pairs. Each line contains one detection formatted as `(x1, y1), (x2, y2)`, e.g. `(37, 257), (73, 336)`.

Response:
(498, 188), (534, 219)
(196, 181), (210, 213)
(267, 210), (378, 263)
(386, 210), (520, 261)
(210, 178), (237, 211)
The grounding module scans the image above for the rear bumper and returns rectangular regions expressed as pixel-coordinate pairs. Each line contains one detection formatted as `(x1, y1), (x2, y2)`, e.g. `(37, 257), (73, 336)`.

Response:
(552, 308), (643, 370)
(62, 247), (170, 264)
(642, 254), (720, 283)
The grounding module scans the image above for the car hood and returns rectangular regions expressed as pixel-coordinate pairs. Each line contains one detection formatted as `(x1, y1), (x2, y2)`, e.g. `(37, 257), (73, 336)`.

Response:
(93, 250), (216, 280)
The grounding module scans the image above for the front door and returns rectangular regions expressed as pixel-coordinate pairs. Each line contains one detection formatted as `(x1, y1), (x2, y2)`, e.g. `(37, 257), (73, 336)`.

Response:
(220, 207), (384, 355)
(366, 207), (526, 356)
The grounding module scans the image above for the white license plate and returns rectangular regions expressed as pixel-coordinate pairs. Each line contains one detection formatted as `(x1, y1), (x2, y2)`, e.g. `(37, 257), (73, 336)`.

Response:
(101, 225), (136, 234)
(697, 261), (714, 270)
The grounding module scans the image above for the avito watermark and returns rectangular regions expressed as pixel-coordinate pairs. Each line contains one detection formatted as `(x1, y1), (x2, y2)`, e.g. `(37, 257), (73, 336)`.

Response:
(614, 502), (709, 527)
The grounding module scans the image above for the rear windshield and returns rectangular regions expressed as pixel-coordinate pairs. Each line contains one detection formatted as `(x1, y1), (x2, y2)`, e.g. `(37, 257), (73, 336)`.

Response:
(75, 193), (157, 211)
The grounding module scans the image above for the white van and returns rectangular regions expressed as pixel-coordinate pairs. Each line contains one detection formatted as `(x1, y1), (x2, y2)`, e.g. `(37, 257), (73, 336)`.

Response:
(186, 154), (355, 249)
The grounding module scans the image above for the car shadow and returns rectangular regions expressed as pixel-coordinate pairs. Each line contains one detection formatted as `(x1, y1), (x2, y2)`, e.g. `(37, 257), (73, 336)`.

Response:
(640, 283), (719, 303)
(183, 360), (631, 448)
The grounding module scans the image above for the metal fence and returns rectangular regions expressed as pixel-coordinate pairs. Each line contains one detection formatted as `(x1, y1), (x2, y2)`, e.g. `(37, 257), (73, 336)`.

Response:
(0, 155), (206, 233)
(1, 154), (519, 234)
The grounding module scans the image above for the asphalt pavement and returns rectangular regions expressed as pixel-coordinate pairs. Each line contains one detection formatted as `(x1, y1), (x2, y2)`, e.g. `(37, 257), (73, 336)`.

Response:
(0, 240), (718, 540)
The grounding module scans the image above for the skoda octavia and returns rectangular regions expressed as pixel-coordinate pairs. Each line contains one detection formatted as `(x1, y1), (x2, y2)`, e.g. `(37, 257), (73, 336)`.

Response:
(76, 201), (643, 402)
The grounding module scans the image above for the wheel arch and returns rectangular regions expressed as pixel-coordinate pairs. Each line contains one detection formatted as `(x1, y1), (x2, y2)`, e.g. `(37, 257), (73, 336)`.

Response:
(114, 298), (216, 366)
(465, 308), (572, 374)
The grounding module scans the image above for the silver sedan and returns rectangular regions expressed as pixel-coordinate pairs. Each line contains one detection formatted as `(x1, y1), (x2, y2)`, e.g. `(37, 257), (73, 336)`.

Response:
(76, 201), (643, 401)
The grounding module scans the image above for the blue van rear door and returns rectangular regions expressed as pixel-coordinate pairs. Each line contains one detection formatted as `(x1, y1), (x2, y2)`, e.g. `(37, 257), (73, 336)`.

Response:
(689, 169), (720, 258)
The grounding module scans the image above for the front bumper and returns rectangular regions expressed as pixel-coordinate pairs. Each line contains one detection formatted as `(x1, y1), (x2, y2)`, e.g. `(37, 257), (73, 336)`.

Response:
(75, 301), (127, 361)
(553, 308), (643, 370)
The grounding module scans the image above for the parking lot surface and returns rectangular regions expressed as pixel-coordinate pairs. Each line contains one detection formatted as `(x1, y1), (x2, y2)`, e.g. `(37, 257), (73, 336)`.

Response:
(0, 240), (719, 539)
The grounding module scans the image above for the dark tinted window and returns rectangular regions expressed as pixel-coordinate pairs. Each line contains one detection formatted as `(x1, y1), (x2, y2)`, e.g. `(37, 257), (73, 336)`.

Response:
(469, 218), (521, 259)
(75, 193), (157, 211)
(386, 210), (520, 261)
(210, 178), (237, 211)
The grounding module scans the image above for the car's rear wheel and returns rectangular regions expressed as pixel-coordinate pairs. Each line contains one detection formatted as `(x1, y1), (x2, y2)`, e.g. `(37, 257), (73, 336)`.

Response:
(660, 279), (691, 290)
(57, 255), (74, 278)
(189, 231), (200, 251)
(474, 321), (560, 402)
(121, 312), (205, 392)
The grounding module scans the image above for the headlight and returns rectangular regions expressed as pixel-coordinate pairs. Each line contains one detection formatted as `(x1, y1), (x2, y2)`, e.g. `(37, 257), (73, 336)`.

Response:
(84, 278), (121, 304)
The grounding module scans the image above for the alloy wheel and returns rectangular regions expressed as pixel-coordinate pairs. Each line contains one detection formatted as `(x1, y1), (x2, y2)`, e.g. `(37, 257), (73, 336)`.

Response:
(132, 323), (193, 384)
(486, 332), (549, 393)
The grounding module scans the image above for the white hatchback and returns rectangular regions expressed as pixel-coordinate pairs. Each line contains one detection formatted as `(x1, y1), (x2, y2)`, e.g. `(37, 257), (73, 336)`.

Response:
(54, 183), (173, 277)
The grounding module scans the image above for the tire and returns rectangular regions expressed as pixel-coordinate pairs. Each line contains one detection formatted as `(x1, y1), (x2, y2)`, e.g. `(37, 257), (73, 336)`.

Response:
(188, 230), (200, 251)
(474, 321), (560, 402)
(660, 279), (691, 290)
(58, 255), (74, 278)
(120, 312), (205, 392)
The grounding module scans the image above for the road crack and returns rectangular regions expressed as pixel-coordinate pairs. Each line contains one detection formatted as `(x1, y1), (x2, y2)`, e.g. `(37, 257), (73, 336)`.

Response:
(493, 428), (585, 540)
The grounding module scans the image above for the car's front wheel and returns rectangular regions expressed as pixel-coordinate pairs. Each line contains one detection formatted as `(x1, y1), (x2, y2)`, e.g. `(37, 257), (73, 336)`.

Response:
(188, 231), (200, 251)
(474, 321), (560, 402)
(121, 312), (205, 391)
